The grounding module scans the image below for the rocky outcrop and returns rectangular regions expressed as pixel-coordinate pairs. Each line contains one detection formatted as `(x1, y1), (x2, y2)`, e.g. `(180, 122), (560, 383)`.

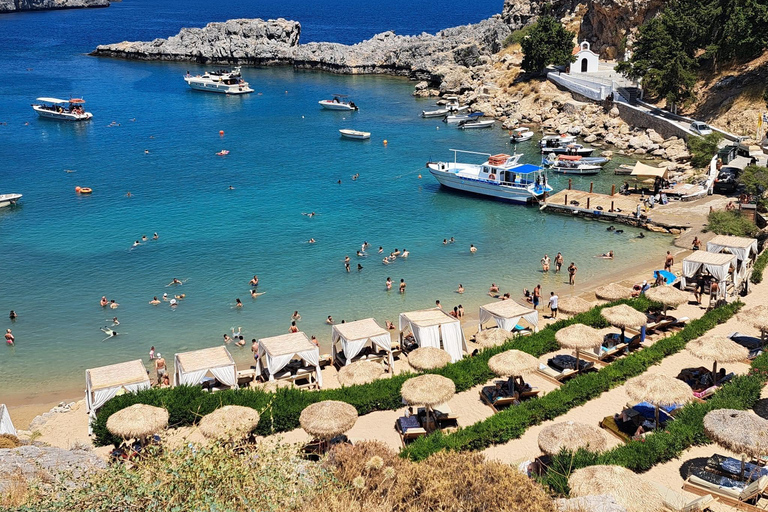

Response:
(0, 0), (109, 13)
(0, 445), (105, 494)
(91, 16), (511, 82)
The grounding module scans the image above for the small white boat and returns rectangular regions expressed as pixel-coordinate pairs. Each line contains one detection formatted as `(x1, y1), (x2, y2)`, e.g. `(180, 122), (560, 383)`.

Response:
(510, 127), (533, 143)
(0, 193), (22, 208)
(544, 155), (601, 175)
(444, 112), (480, 124)
(427, 150), (552, 204)
(32, 98), (92, 121)
(539, 134), (576, 148)
(184, 67), (253, 95)
(422, 97), (468, 118)
(320, 95), (358, 111)
(458, 118), (495, 130)
(540, 143), (595, 156)
(339, 129), (370, 140)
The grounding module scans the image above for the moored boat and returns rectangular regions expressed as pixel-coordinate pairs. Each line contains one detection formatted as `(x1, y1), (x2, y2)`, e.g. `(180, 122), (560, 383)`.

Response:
(458, 116), (495, 130)
(510, 127), (534, 143)
(320, 94), (358, 111)
(427, 150), (552, 204)
(540, 143), (595, 156)
(184, 67), (253, 95)
(0, 193), (22, 208)
(339, 129), (371, 140)
(31, 98), (92, 121)
(539, 134), (576, 148)
(543, 155), (602, 175)
(421, 96), (468, 118)
(445, 112), (481, 124)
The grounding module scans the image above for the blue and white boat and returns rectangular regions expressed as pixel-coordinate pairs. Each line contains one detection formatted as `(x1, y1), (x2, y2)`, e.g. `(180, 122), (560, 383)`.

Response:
(427, 150), (552, 204)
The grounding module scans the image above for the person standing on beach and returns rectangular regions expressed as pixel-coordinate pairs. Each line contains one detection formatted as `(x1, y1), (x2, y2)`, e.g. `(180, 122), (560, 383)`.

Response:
(155, 353), (166, 385)
(400, 279), (406, 294)
(541, 254), (550, 272)
(555, 253), (563, 273)
(709, 279), (719, 308)
(533, 285), (541, 309)
(568, 262), (577, 285)
(289, 321), (299, 333)
(548, 292), (559, 319)
(664, 251), (674, 271)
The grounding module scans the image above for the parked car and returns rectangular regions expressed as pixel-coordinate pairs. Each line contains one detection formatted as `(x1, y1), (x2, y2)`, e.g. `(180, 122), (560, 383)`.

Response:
(713, 167), (739, 193)
(691, 121), (713, 136)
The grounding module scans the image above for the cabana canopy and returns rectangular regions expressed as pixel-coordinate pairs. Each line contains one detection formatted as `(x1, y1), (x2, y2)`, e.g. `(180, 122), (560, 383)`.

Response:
(630, 161), (669, 183)
(174, 346), (237, 389)
(332, 318), (393, 370)
(86, 359), (151, 419)
(707, 235), (759, 287)
(478, 301), (538, 332)
(257, 332), (322, 388)
(399, 308), (467, 362)
(680, 251), (736, 297)
(0, 404), (16, 436)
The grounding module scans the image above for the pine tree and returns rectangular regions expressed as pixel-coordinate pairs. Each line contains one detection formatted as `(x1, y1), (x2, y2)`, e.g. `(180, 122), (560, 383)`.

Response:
(520, 16), (576, 75)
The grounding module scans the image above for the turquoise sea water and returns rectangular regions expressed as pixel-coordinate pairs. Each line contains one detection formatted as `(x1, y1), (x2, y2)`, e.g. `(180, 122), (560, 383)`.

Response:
(0, 0), (673, 402)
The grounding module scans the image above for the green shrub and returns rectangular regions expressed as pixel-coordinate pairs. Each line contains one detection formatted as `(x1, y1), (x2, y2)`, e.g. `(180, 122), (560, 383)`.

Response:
(93, 298), (654, 447)
(752, 249), (768, 284)
(706, 210), (759, 237)
(400, 301), (743, 461)
(503, 24), (535, 47)
(688, 133), (722, 168)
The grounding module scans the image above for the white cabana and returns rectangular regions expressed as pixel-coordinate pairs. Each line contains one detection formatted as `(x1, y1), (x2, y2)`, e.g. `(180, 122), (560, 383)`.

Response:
(173, 346), (237, 389)
(85, 359), (152, 421)
(257, 332), (323, 388)
(399, 308), (467, 363)
(0, 404), (16, 436)
(479, 300), (539, 332)
(681, 251), (737, 299)
(706, 235), (759, 288)
(332, 318), (394, 371)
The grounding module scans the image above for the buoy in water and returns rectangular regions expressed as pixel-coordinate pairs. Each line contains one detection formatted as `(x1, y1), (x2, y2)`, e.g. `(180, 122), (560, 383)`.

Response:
(418, 174), (422, 179)
(383, 139), (388, 145)
(219, 130), (224, 136)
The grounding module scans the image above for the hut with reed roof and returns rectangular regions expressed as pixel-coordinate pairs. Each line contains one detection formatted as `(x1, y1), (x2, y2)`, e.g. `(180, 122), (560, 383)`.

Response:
(86, 359), (152, 421)
(173, 346), (237, 390)
(331, 318), (394, 370)
(478, 300), (538, 333)
(399, 308), (467, 362)
(256, 332), (322, 388)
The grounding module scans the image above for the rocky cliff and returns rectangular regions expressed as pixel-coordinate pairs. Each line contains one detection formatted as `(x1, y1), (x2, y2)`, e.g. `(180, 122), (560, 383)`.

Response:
(0, 0), (109, 13)
(91, 16), (511, 81)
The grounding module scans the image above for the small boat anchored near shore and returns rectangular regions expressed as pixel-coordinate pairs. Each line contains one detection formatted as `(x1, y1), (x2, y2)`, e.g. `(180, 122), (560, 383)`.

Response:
(421, 96), (468, 118)
(0, 193), (22, 208)
(319, 94), (358, 111)
(427, 150), (552, 204)
(184, 67), (253, 95)
(543, 154), (605, 175)
(32, 98), (92, 121)
(339, 129), (371, 140)
(510, 127), (533, 143)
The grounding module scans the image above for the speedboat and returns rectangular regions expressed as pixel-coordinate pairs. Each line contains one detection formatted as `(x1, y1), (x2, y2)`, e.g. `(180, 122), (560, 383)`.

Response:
(0, 193), (22, 208)
(539, 134), (576, 148)
(510, 127), (534, 143)
(216, 150), (230, 156)
(184, 67), (253, 95)
(31, 98), (92, 121)
(540, 143), (595, 156)
(421, 97), (468, 118)
(319, 94), (358, 111)
(543, 155), (602, 175)
(458, 117), (495, 130)
(339, 129), (371, 140)
(427, 150), (552, 204)
(445, 112), (481, 124)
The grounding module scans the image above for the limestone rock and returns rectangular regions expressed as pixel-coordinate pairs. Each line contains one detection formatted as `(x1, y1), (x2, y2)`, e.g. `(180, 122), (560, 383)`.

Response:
(0, 0), (108, 13)
(0, 446), (105, 494)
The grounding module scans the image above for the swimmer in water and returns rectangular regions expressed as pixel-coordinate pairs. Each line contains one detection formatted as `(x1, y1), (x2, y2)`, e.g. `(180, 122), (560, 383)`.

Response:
(386, 277), (392, 290)
(249, 275), (259, 287)
(100, 296), (108, 307)
(132, 240), (140, 248)
(308, 238), (316, 244)
(141, 235), (147, 242)
(126, 192), (132, 197)
(235, 298), (243, 308)
(326, 315), (334, 325)
(443, 239), (448, 245)
(470, 244), (477, 253)
(291, 311), (301, 322)
(109, 300), (119, 309)
(401, 249), (409, 258)
(153, 233), (158, 240)
(250, 289), (266, 298)
(100, 326), (119, 341)
(382, 258), (390, 265)
(175, 294), (185, 300)
(449, 237), (455, 244)
(167, 278), (182, 286)
(149, 296), (161, 305)
(162, 293), (169, 301)
(378, 246), (383, 254)
(302, 212), (316, 218)
(112, 317), (120, 326)
(228, 185), (235, 190)
(357, 263), (363, 271)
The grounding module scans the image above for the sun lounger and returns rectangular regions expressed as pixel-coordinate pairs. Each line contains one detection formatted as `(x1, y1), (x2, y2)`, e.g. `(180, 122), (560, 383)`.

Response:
(396, 415), (427, 447)
(424, 402), (458, 429)
(511, 324), (533, 337)
(650, 481), (716, 512)
(729, 332), (764, 360)
(581, 340), (628, 363)
(480, 386), (520, 413)
(600, 403), (676, 443)
(683, 471), (768, 510)
(708, 454), (768, 482)
(537, 363), (577, 385)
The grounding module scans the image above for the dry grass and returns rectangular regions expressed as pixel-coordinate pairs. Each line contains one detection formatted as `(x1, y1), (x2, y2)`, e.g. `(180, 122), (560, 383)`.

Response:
(0, 434), (21, 449)
(307, 441), (556, 512)
(0, 470), (33, 509)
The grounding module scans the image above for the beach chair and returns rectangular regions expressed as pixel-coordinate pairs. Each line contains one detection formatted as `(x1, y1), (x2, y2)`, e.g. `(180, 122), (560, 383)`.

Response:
(683, 471), (768, 511)
(707, 455), (768, 482)
(581, 340), (628, 363)
(650, 481), (716, 512)
(423, 403), (458, 430)
(236, 368), (256, 386)
(536, 363), (577, 385)
(480, 385), (520, 413)
(729, 332), (765, 361)
(396, 415), (427, 447)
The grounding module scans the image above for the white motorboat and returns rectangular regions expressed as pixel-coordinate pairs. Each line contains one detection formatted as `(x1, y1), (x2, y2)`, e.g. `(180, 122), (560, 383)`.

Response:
(540, 143), (595, 156)
(421, 97), (468, 118)
(427, 150), (552, 204)
(444, 111), (481, 124)
(458, 118), (495, 130)
(184, 67), (254, 94)
(510, 127), (534, 143)
(319, 94), (358, 111)
(0, 193), (22, 208)
(544, 155), (601, 175)
(339, 129), (371, 140)
(31, 98), (92, 121)
(539, 134), (576, 148)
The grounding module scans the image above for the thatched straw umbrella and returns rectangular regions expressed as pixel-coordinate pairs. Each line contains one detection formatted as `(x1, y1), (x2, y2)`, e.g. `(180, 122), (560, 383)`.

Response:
(569, 465), (663, 512)
(337, 360), (385, 386)
(538, 421), (608, 455)
(601, 304), (647, 342)
(401, 374), (455, 431)
(555, 324), (603, 374)
(106, 404), (169, 440)
(473, 328), (513, 348)
(198, 405), (260, 442)
(686, 335), (749, 386)
(259, 379), (294, 393)
(644, 286), (689, 316)
(557, 296), (594, 316)
(488, 350), (538, 392)
(595, 283), (633, 302)
(408, 346), (451, 371)
(703, 409), (768, 478)
(299, 400), (358, 440)
(739, 304), (768, 343)
(625, 373), (693, 428)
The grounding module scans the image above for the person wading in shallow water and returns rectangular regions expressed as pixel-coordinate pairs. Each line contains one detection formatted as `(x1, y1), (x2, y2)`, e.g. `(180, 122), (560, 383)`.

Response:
(568, 262), (577, 285)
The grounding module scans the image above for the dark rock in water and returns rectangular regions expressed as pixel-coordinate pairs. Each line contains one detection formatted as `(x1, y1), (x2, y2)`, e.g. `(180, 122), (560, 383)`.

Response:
(0, 0), (109, 13)
(90, 16), (511, 83)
